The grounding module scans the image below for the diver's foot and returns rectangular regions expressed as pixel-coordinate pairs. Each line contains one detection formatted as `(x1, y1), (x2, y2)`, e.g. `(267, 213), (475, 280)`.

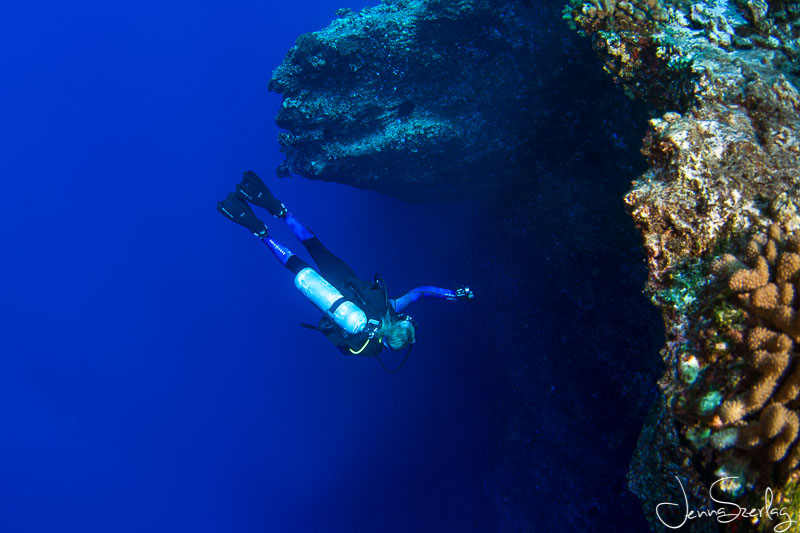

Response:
(217, 192), (269, 237)
(236, 171), (287, 219)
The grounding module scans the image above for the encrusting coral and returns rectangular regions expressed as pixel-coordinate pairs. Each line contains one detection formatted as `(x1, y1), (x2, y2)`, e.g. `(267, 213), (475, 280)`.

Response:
(563, 0), (668, 31)
(562, 0), (800, 527)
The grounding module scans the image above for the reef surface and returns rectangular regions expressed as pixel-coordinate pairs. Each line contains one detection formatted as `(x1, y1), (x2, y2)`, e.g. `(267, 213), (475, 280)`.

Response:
(563, 0), (800, 531)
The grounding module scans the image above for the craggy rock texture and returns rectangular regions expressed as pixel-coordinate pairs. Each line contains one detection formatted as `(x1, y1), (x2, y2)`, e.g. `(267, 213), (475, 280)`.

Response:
(566, 0), (800, 531)
(269, 0), (537, 198)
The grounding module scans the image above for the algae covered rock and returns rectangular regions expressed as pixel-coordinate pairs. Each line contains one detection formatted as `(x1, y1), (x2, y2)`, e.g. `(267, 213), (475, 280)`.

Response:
(564, 0), (800, 529)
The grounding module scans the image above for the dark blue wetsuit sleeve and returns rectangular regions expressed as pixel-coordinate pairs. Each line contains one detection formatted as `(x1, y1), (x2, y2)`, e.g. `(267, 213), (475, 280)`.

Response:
(391, 286), (459, 313)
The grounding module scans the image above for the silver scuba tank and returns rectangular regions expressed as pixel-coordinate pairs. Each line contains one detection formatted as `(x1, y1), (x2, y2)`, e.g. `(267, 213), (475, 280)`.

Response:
(294, 267), (367, 335)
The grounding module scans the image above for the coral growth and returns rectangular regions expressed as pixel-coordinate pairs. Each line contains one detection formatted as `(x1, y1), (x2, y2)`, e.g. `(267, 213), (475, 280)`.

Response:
(562, 0), (668, 33)
(565, 0), (800, 108)
(673, 226), (800, 492)
(564, 0), (800, 527)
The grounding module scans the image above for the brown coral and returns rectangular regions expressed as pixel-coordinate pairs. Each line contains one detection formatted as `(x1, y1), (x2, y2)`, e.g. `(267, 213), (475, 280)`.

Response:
(704, 225), (800, 487)
(751, 283), (779, 309)
(774, 365), (800, 404)
(779, 282), (794, 306)
(729, 225), (800, 342)
(776, 252), (800, 284)
(718, 327), (791, 424)
(729, 256), (770, 292)
(711, 253), (745, 277)
(738, 403), (799, 462)
(564, 0), (668, 33)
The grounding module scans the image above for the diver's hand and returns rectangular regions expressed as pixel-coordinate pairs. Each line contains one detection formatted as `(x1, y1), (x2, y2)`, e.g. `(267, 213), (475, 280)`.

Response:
(455, 287), (474, 301)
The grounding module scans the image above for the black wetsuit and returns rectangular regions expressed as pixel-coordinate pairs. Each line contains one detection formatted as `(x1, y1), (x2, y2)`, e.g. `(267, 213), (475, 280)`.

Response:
(285, 237), (393, 356)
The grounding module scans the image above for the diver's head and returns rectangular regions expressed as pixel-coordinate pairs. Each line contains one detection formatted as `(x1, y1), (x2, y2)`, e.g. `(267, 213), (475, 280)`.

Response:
(379, 314), (416, 351)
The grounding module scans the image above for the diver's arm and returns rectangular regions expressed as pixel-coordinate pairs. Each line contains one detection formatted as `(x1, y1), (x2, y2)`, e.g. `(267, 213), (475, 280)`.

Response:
(391, 286), (473, 313)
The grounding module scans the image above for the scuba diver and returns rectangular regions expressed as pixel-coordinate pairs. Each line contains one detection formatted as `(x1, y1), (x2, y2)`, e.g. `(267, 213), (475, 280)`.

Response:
(217, 171), (473, 370)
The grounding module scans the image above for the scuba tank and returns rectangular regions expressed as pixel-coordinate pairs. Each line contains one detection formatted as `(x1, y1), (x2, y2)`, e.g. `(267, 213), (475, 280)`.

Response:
(294, 267), (367, 336)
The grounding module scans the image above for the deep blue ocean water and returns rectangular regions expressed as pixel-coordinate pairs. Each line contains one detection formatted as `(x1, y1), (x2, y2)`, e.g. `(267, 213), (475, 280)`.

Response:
(0, 1), (663, 532)
(1, 1), (498, 532)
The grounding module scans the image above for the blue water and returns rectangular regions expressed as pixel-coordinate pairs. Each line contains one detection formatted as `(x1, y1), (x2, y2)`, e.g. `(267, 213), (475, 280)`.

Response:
(1, 1), (666, 532)
(1, 1), (495, 531)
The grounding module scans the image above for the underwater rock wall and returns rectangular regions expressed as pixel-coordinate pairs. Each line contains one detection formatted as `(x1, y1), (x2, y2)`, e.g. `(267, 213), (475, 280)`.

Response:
(269, 0), (541, 199)
(565, 0), (800, 531)
(268, 1), (666, 531)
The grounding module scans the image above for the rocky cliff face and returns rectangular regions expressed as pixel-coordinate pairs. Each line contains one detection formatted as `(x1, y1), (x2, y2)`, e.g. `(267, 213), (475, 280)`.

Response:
(564, 1), (800, 531)
(269, 0), (542, 199)
(268, 0), (611, 200)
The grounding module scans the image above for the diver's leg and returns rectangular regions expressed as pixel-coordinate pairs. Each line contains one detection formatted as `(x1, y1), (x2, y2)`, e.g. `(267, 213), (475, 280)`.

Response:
(302, 236), (359, 288)
(284, 211), (316, 242)
(234, 170), (357, 284)
(263, 237), (309, 275)
(281, 211), (359, 286)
